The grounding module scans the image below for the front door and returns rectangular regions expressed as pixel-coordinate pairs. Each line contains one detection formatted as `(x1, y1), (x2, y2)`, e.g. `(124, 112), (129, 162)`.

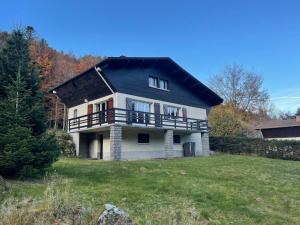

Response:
(98, 134), (103, 159)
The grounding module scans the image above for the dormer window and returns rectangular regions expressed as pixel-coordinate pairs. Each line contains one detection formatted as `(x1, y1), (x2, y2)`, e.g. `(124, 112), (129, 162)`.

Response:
(149, 76), (169, 91)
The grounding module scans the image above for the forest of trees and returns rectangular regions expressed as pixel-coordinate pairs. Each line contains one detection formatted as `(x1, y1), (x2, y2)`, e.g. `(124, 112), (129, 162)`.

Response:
(0, 26), (103, 130)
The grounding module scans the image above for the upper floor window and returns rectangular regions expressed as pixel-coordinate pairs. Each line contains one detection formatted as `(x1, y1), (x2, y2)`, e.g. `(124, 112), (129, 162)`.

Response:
(131, 100), (150, 112)
(166, 106), (179, 119)
(149, 76), (159, 88)
(149, 76), (169, 91)
(159, 79), (168, 90)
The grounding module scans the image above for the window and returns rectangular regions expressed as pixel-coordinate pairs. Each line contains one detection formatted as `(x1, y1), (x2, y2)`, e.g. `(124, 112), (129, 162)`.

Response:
(138, 133), (149, 144)
(131, 100), (150, 112)
(73, 109), (77, 118)
(95, 101), (108, 123)
(166, 106), (179, 119)
(73, 109), (78, 126)
(130, 100), (150, 124)
(173, 135), (181, 144)
(159, 79), (168, 90)
(149, 76), (169, 90)
(149, 76), (158, 88)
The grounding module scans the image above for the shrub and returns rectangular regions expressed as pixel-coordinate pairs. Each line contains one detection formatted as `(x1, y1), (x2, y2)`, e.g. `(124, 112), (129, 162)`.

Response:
(208, 105), (243, 136)
(210, 136), (300, 161)
(53, 130), (76, 157)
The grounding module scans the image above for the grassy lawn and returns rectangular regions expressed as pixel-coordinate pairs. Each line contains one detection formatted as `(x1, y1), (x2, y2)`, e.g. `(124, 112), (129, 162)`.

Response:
(2, 155), (300, 224)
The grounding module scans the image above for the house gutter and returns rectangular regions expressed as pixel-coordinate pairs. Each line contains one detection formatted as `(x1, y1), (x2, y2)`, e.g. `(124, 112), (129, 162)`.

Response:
(94, 66), (115, 94)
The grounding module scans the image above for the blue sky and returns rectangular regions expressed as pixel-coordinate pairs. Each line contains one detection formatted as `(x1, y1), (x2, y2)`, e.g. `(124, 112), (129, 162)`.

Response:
(1, 0), (299, 113)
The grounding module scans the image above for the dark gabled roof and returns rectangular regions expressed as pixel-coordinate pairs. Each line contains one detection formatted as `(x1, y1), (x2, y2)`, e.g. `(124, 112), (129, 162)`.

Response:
(52, 56), (223, 107)
(256, 119), (300, 130)
(98, 57), (223, 106)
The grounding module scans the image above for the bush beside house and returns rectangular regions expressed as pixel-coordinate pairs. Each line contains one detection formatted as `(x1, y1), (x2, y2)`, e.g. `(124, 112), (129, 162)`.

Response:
(210, 136), (300, 161)
(53, 130), (76, 157)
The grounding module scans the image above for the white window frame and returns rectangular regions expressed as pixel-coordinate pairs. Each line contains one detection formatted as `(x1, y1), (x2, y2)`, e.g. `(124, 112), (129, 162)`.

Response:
(130, 100), (151, 124)
(149, 76), (169, 91)
(149, 76), (159, 88)
(159, 79), (168, 90)
(167, 106), (179, 119)
(73, 109), (78, 118)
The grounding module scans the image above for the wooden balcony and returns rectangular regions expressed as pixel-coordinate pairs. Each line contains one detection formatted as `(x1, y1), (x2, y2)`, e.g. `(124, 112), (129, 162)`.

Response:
(68, 108), (208, 132)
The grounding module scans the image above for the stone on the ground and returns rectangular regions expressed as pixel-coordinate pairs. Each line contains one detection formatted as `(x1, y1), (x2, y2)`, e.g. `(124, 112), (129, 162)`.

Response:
(97, 204), (135, 225)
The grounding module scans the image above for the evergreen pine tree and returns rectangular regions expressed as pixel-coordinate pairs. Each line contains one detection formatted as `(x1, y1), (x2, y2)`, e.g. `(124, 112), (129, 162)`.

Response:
(0, 27), (60, 177)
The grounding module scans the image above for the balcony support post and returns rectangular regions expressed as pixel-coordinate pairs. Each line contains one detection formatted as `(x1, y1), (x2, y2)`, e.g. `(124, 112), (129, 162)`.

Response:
(201, 132), (210, 156)
(164, 129), (174, 158)
(110, 124), (122, 160)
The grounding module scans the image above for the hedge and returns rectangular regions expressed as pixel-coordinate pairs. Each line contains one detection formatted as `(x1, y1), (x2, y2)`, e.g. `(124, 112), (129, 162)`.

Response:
(210, 136), (300, 161)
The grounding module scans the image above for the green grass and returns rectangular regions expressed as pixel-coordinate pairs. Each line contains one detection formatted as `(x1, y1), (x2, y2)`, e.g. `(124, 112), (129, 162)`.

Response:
(3, 155), (300, 224)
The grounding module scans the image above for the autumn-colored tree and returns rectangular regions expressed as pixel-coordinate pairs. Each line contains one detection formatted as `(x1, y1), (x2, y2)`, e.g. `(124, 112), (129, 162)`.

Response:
(209, 105), (243, 136)
(77, 55), (102, 73)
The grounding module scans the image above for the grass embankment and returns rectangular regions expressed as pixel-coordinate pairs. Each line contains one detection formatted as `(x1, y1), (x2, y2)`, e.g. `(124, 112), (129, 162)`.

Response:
(1, 155), (300, 224)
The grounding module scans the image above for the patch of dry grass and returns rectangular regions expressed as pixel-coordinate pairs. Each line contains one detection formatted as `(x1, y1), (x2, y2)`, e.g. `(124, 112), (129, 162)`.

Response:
(0, 174), (99, 225)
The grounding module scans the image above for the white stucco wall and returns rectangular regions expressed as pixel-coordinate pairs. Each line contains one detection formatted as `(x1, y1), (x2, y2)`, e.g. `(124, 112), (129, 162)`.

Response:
(121, 128), (189, 160)
(83, 131), (111, 160)
(67, 93), (115, 122)
(115, 93), (207, 120)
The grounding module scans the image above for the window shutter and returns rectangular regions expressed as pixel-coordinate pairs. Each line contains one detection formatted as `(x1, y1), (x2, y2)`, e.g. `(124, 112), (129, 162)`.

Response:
(154, 103), (161, 127)
(107, 98), (114, 124)
(163, 105), (168, 119)
(87, 104), (93, 127)
(126, 98), (133, 124)
(182, 108), (187, 122)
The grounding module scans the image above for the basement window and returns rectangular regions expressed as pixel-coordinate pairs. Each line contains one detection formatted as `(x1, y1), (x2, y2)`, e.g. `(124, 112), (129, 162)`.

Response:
(173, 135), (181, 144)
(138, 133), (150, 144)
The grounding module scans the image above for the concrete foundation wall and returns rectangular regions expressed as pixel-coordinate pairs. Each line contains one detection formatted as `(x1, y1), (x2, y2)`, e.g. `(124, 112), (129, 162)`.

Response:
(71, 128), (208, 161)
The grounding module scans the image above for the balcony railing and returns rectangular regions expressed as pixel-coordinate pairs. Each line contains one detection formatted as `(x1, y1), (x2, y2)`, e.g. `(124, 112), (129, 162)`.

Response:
(68, 108), (208, 132)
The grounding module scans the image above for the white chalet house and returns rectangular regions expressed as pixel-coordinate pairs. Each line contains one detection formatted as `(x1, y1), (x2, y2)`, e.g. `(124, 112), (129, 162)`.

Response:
(52, 57), (223, 160)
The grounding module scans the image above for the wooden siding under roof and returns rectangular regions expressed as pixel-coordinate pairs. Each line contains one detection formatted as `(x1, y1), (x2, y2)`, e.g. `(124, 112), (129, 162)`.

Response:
(53, 69), (112, 108)
(52, 57), (223, 109)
